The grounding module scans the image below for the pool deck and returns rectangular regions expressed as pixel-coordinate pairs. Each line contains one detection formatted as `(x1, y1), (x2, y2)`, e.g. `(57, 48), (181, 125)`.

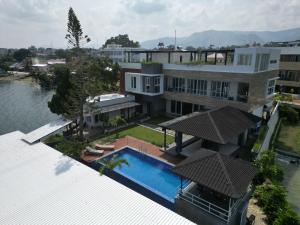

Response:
(111, 136), (186, 165)
(81, 136), (185, 165)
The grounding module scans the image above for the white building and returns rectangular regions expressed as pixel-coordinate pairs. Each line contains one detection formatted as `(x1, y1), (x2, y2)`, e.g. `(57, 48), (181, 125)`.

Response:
(0, 130), (194, 225)
(84, 93), (140, 128)
(99, 44), (145, 63)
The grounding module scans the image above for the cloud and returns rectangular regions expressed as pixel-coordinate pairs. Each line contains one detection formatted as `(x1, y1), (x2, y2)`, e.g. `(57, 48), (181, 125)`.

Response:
(0, 0), (300, 48)
(129, 0), (166, 14)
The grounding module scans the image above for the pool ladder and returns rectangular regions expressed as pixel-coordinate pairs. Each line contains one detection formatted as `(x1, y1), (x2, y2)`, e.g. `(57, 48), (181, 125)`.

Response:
(139, 145), (147, 155)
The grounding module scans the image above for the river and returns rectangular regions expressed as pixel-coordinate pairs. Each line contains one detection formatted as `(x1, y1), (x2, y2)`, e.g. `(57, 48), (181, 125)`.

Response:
(0, 79), (59, 135)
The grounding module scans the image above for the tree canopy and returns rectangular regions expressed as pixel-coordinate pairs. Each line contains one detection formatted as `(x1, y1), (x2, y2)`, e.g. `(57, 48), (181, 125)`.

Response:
(103, 34), (140, 48)
(13, 48), (31, 62)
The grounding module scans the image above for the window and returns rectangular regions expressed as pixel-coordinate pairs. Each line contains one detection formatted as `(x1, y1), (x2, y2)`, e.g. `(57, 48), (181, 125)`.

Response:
(237, 54), (252, 65)
(172, 77), (185, 92)
(267, 80), (276, 95)
(171, 100), (176, 113)
(211, 81), (230, 98)
(131, 76), (136, 89)
(154, 76), (160, 93)
(170, 100), (181, 115)
(280, 55), (300, 62)
(260, 54), (270, 71)
(187, 79), (207, 96)
(145, 77), (151, 92)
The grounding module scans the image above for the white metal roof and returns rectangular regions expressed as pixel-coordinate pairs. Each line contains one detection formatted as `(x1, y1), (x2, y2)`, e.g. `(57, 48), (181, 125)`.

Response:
(0, 131), (194, 225)
(22, 118), (72, 144)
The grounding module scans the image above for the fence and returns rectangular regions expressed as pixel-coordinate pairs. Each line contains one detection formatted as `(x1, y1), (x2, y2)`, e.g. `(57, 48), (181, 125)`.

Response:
(257, 103), (279, 158)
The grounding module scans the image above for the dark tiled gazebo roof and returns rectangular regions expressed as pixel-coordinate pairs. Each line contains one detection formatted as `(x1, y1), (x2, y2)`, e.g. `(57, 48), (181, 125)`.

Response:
(172, 148), (258, 198)
(160, 106), (260, 144)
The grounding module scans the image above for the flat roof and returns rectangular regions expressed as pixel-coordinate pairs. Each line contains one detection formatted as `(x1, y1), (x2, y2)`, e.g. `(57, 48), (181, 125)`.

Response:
(22, 117), (72, 144)
(0, 131), (194, 225)
(101, 102), (140, 113)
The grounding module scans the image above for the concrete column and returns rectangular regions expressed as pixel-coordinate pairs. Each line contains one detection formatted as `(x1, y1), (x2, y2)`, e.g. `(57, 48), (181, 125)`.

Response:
(176, 131), (183, 153)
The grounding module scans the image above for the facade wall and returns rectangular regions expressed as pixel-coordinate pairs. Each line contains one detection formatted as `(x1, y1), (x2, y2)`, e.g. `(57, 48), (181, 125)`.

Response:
(163, 69), (277, 112)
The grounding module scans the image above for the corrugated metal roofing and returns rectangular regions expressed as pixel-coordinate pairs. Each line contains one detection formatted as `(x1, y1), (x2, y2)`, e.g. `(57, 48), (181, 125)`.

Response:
(0, 131), (195, 225)
(160, 106), (260, 144)
(22, 118), (72, 144)
(172, 148), (258, 198)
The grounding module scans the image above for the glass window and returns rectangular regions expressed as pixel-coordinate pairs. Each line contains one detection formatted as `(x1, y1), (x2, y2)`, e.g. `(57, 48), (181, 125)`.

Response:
(172, 77), (185, 93)
(211, 81), (230, 98)
(171, 100), (176, 113)
(267, 80), (276, 95)
(260, 54), (270, 71)
(237, 54), (252, 65)
(176, 101), (181, 115)
(131, 76), (136, 89)
(187, 79), (207, 96)
(154, 76), (160, 93)
(145, 77), (150, 92)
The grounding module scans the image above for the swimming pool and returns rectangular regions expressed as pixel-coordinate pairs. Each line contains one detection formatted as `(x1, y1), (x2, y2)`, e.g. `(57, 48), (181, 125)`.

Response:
(99, 147), (187, 204)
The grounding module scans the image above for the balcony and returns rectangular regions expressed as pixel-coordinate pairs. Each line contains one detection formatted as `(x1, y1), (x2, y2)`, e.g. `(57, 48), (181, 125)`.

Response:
(176, 182), (250, 224)
(125, 72), (164, 96)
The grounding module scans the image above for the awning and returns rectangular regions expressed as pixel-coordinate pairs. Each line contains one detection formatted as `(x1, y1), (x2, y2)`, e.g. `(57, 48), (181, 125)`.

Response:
(99, 102), (140, 114)
(22, 118), (72, 144)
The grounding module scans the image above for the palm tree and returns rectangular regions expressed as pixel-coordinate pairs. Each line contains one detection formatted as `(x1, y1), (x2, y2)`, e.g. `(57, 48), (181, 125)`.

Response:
(99, 154), (129, 175)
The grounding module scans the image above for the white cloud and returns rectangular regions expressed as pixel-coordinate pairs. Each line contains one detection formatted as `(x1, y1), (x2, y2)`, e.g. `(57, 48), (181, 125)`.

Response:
(0, 0), (300, 48)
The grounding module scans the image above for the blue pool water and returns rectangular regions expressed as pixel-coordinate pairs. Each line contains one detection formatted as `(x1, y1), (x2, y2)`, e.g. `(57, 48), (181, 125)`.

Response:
(101, 147), (186, 202)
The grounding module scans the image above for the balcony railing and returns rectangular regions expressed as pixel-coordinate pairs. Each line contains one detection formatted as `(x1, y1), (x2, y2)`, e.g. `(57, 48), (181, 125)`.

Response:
(177, 191), (230, 223)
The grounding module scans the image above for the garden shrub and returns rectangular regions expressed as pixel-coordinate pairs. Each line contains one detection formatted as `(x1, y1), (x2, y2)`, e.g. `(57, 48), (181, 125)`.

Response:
(279, 105), (299, 124)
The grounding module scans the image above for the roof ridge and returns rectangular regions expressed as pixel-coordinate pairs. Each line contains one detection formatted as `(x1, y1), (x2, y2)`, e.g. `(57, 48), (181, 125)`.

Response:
(207, 112), (225, 144)
(217, 154), (237, 196)
(175, 150), (217, 169)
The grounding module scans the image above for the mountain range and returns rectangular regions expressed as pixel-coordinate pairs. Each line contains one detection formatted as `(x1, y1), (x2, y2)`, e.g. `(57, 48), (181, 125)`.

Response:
(141, 28), (300, 49)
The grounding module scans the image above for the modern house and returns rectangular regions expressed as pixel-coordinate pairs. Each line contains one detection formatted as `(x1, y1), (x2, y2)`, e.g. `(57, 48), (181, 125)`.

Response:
(274, 47), (300, 93)
(120, 47), (280, 118)
(84, 93), (140, 128)
(173, 149), (258, 225)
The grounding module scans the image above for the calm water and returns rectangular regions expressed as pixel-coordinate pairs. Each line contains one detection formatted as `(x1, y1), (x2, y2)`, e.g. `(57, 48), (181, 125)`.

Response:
(277, 157), (300, 215)
(0, 80), (59, 135)
(103, 147), (186, 202)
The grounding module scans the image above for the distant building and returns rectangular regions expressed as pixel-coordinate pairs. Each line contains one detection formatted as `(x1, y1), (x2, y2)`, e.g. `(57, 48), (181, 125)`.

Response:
(99, 44), (144, 63)
(32, 58), (66, 73)
(273, 47), (300, 93)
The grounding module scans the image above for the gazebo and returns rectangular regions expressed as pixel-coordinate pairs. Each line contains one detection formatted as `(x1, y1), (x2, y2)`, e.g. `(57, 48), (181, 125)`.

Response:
(160, 106), (260, 156)
(172, 148), (258, 225)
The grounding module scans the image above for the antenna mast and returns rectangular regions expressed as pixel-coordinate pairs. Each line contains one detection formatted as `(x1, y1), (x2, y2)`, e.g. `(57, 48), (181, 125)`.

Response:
(174, 30), (177, 50)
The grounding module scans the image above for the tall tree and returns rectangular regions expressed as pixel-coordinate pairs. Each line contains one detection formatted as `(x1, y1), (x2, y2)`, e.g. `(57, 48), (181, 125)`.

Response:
(103, 34), (140, 48)
(49, 7), (120, 140)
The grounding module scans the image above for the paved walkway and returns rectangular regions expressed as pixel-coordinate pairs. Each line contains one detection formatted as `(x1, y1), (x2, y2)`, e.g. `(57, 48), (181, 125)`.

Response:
(111, 136), (185, 165)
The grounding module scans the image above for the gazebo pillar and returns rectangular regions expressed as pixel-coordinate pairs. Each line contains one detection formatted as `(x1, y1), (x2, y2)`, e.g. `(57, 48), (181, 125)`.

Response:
(175, 131), (183, 153)
(163, 128), (167, 151)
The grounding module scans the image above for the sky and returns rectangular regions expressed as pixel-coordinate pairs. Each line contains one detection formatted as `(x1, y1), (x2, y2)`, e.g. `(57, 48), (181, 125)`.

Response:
(1, 0), (300, 48)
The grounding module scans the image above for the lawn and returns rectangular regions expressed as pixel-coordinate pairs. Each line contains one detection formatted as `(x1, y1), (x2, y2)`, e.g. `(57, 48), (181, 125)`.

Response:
(92, 125), (174, 147)
(144, 116), (172, 126)
(275, 121), (300, 154)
